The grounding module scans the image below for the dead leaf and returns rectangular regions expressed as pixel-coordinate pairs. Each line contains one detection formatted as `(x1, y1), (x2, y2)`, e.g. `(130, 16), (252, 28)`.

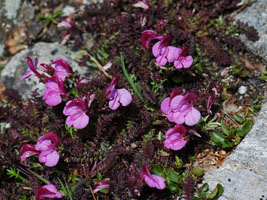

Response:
(241, 58), (254, 70)
(255, 63), (265, 74)
(5, 25), (27, 55)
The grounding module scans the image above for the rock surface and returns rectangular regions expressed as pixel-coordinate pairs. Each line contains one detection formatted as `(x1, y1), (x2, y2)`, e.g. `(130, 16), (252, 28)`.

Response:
(203, 1), (267, 199)
(234, 0), (267, 62)
(0, 42), (93, 99)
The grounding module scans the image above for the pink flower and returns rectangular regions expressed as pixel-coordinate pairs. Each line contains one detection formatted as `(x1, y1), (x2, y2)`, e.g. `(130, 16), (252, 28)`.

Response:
(133, 0), (150, 10)
(36, 133), (60, 167)
(173, 47), (193, 69)
(19, 57), (41, 81)
(57, 18), (73, 29)
(152, 35), (171, 66)
(141, 30), (163, 49)
(161, 90), (201, 126)
(63, 99), (89, 129)
(164, 125), (187, 150)
(140, 164), (166, 190)
(52, 58), (73, 81)
(20, 133), (60, 167)
(36, 184), (62, 200)
(20, 144), (39, 162)
(106, 75), (132, 110)
(93, 180), (110, 193)
(43, 78), (66, 106)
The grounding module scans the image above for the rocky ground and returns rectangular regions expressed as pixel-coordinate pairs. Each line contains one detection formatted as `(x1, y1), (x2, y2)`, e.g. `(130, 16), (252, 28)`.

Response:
(203, 0), (267, 199)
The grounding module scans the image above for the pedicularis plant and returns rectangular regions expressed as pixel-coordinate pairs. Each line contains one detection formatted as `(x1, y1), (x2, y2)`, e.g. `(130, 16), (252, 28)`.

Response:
(0, 0), (263, 199)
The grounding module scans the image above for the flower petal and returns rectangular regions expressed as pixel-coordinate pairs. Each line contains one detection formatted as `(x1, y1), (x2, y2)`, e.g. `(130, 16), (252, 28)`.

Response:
(117, 88), (132, 106)
(184, 107), (201, 126)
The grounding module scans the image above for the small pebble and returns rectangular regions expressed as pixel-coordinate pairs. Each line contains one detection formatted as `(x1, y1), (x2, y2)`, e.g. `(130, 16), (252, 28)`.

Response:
(238, 86), (247, 95)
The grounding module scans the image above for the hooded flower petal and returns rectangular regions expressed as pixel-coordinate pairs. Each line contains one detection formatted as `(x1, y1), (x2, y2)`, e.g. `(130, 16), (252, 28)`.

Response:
(36, 132), (59, 151)
(141, 164), (166, 190)
(133, 0), (150, 10)
(164, 125), (187, 150)
(141, 30), (163, 49)
(20, 144), (39, 162)
(52, 58), (73, 81)
(19, 57), (40, 81)
(36, 184), (62, 200)
(63, 99), (89, 129)
(93, 180), (110, 193)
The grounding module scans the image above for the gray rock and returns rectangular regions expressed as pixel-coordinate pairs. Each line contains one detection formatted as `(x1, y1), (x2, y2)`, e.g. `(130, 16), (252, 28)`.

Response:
(234, 0), (267, 62)
(0, 42), (93, 100)
(3, 0), (21, 22)
(203, 98), (267, 200)
(203, 1), (267, 199)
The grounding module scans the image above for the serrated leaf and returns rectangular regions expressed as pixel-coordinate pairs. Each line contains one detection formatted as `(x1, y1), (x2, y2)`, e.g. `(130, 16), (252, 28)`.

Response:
(207, 184), (223, 199)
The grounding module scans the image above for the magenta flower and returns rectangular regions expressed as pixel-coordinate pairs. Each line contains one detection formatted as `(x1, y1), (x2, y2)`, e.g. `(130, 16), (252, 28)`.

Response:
(152, 35), (171, 66)
(36, 184), (62, 200)
(57, 18), (73, 29)
(93, 180), (110, 193)
(161, 90), (201, 126)
(35, 133), (60, 167)
(106, 75), (132, 110)
(52, 58), (73, 81)
(19, 57), (41, 81)
(133, 0), (150, 10)
(173, 47), (193, 69)
(20, 144), (39, 162)
(141, 30), (163, 49)
(140, 164), (166, 190)
(63, 99), (89, 129)
(164, 125), (187, 150)
(43, 78), (66, 106)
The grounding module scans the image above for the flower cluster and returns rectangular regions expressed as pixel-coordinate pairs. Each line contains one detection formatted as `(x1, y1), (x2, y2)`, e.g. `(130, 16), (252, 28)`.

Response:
(160, 89), (201, 151)
(20, 132), (60, 167)
(141, 30), (193, 69)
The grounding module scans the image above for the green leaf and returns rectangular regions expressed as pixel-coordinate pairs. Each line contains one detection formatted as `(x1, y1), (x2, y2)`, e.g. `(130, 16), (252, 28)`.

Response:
(192, 167), (205, 177)
(167, 183), (179, 193)
(151, 165), (163, 177)
(220, 120), (229, 136)
(207, 184), (224, 199)
(237, 120), (253, 137)
(211, 131), (225, 145)
(165, 168), (180, 183)
(233, 114), (245, 123)
(28, 169), (50, 185)
(221, 140), (233, 149)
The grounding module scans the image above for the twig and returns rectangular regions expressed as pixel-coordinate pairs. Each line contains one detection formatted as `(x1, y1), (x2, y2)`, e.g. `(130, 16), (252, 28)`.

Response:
(87, 53), (112, 79)
(89, 185), (97, 200)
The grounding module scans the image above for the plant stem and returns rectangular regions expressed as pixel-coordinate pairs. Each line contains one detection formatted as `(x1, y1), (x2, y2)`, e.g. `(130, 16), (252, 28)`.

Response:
(120, 53), (146, 103)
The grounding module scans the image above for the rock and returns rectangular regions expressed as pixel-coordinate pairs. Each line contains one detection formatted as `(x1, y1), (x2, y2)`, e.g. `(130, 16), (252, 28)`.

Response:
(203, 99), (267, 200)
(3, 0), (21, 22)
(238, 86), (247, 95)
(0, 42), (93, 100)
(62, 6), (75, 17)
(203, 1), (267, 199)
(234, 0), (267, 62)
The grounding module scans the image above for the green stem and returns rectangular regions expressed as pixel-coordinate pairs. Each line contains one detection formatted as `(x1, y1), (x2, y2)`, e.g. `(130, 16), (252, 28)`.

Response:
(27, 169), (50, 185)
(120, 53), (145, 103)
